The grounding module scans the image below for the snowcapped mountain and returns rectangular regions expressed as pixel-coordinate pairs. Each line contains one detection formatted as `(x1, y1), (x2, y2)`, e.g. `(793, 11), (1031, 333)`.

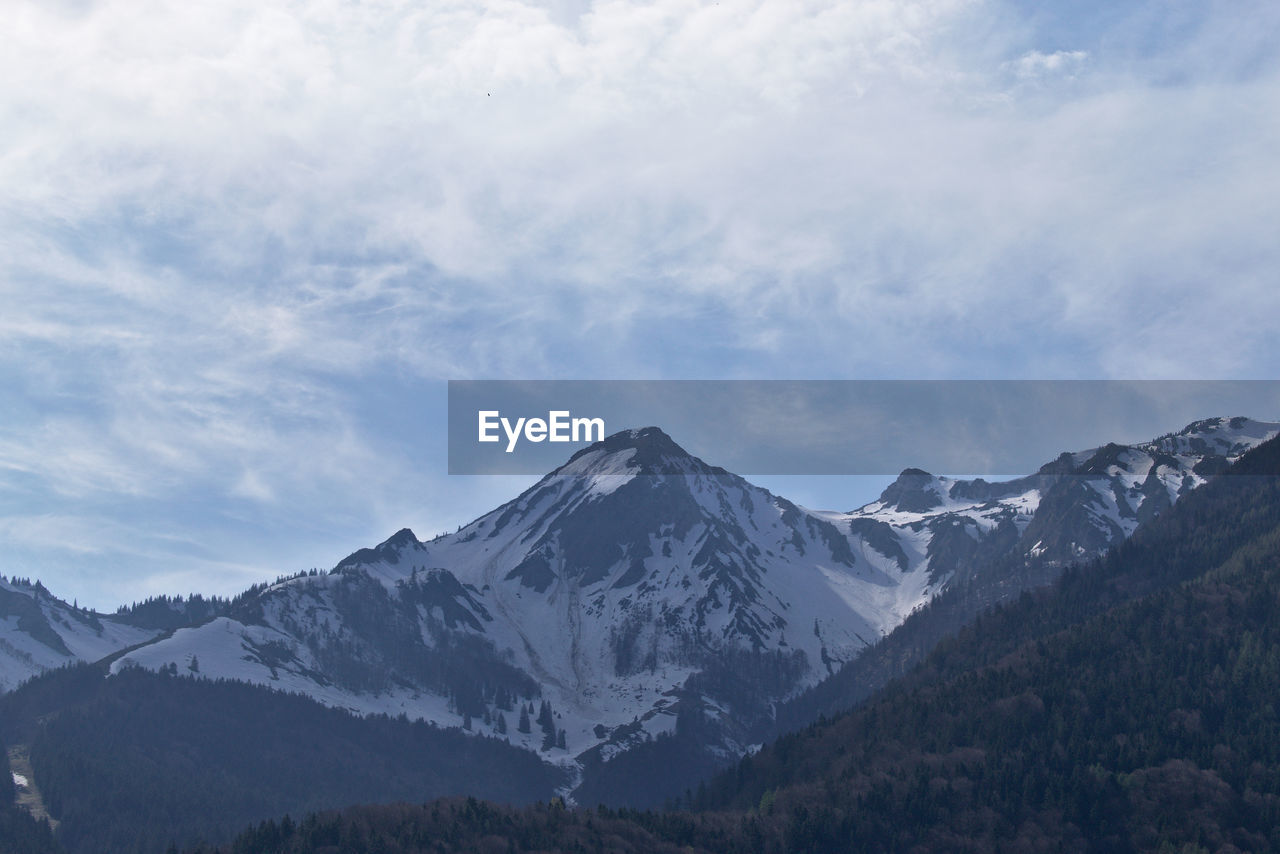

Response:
(113, 427), (912, 766)
(0, 577), (162, 692)
(844, 415), (1280, 596)
(104, 416), (1279, 787)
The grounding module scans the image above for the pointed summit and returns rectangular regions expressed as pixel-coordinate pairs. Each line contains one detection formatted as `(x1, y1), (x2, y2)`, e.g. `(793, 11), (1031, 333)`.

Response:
(334, 527), (422, 571)
(877, 468), (944, 513)
(552, 426), (723, 477)
(594, 426), (687, 458)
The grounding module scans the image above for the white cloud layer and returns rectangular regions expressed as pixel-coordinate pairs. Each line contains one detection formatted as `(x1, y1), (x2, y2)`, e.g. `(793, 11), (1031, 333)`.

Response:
(1008, 49), (1088, 79)
(2, 0), (1279, 605)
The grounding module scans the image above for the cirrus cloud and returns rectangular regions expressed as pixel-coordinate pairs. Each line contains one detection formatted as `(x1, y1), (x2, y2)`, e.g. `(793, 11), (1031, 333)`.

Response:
(2, 0), (1279, 606)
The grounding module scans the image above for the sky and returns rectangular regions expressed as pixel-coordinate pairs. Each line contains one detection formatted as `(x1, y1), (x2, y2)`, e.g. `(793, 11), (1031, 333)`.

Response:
(2, 0), (1279, 610)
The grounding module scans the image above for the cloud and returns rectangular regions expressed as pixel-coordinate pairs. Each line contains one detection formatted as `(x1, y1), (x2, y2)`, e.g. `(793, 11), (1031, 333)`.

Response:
(5, 1), (1276, 375)
(2, 0), (1279, 603)
(1008, 49), (1088, 80)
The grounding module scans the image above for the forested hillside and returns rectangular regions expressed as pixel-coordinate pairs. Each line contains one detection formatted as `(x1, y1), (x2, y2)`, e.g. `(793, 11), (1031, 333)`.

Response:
(0, 667), (566, 854)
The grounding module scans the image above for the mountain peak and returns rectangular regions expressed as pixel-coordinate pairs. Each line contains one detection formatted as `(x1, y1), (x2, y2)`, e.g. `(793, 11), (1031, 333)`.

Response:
(877, 468), (943, 513)
(385, 528), (419, 547)
(334, 527), (421, 571)
(552, 426), (721, 477)
(603, 425), (683, 453)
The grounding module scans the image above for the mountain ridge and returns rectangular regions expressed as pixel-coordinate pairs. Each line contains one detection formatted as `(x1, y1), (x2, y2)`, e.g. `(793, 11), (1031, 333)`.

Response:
(3, 415), (1277, 806)
(205, 428), (1280, 853)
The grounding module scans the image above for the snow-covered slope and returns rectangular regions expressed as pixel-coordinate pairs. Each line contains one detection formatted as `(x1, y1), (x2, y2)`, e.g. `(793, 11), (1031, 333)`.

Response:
(0, 577), (162, 692)
(108, 416), (1279, 780)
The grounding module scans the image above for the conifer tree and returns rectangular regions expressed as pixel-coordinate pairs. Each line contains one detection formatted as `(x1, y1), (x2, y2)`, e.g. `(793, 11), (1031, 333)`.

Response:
(538, 700), (554, 735)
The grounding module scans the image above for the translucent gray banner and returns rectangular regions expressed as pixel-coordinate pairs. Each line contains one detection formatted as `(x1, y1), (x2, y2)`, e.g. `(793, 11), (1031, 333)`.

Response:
(447, 380), (1280, 475)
